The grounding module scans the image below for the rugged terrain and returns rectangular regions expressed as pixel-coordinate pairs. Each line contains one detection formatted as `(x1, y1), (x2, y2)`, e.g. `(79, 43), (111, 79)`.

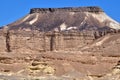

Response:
(0, 6), (120, 80)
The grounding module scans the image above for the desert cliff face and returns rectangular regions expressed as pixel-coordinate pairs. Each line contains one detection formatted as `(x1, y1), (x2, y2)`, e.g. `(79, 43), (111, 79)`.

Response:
(0, 6), (120, 80)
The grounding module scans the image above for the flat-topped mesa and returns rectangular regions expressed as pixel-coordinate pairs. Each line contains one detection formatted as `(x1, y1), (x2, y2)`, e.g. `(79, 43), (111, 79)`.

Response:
(30, 6), (104, 14)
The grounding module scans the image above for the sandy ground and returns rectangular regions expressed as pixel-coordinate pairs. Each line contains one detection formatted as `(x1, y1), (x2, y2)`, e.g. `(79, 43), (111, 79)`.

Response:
(0, 51), (119, 80)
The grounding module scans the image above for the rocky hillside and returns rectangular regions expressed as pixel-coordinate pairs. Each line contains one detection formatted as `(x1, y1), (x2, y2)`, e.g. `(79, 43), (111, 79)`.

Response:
(0, 6), (120, 80)
(2, 6), (120, 32)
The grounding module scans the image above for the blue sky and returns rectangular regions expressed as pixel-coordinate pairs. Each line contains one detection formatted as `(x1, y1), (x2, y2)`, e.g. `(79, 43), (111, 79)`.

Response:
(0, 0), (120, 26)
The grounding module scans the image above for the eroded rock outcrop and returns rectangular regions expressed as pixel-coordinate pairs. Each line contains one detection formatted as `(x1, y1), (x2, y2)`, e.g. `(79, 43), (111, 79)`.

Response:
(2, 6), (119, 31)
(30, 6), (103, 13)
(0, 6), (120, 80)
(1, 31), (95, 53)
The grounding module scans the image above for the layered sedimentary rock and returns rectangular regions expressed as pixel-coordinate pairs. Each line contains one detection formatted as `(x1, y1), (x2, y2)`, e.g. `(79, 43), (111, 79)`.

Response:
(0, 6), (120, 80)
(0, 6), (120, 53)
(3, 6), (120, 31)
(30, 6), (103, 13)
(0, 30), (6, 52)
(0, 31), (95, 53)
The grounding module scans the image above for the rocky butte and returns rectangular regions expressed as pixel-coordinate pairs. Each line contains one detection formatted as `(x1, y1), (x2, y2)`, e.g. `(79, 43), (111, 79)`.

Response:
(0, 6), (120, 80)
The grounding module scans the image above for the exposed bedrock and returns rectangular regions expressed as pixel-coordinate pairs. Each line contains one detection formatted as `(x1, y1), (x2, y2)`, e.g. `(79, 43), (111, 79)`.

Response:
(0, 6), (120, 53)
(30, 6), (103, 13)
(2, 6), (119, 32)
(0, 6), (120, 80)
